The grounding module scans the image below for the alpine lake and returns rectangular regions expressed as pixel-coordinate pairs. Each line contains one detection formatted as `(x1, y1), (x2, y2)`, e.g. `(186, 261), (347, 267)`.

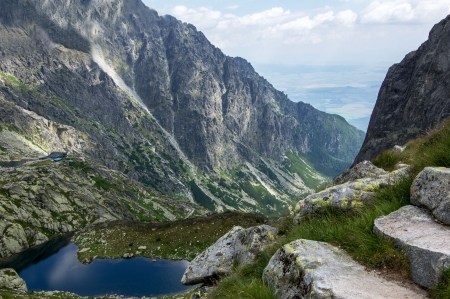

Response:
(0, 235), (195, 297)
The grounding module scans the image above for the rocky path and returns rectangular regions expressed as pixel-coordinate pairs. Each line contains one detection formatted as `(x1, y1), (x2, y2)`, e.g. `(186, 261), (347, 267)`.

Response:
(263, 239), (427, 299)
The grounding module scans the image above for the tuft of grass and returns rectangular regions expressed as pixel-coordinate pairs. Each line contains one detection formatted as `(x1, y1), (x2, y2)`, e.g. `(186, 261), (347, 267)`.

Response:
(410, 122), (450, 174)
(431, 268), (450, 299)
(372, 149), (403, 171)
(210, 248), (277, 299)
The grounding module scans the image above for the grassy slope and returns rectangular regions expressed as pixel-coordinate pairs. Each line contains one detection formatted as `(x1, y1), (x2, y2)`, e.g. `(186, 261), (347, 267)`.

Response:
(211, 120), (450, 299)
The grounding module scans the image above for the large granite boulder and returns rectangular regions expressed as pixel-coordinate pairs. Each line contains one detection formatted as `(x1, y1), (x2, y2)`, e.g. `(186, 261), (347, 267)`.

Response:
(0, 268), (27, 292)
(411, 167), (450, 225)
(374, 205), (450, 288)
(294, 167), (409, 223)
(263, 239), (425, 299)
(333, 160), (388, 185)
(181, 225), (278, 285)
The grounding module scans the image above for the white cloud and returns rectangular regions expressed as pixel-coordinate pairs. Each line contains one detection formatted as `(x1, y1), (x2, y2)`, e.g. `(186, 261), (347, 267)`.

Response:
(359, 0), (450, 24)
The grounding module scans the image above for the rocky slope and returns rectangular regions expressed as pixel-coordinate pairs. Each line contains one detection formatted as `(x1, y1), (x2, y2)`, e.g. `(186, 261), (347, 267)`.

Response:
(354, 14), (450, 164)
(0, 101), (207, 258)
(0, 0), (364, 216)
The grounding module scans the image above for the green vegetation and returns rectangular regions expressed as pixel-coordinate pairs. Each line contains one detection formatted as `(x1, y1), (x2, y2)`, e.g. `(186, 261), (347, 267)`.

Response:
(210, 249), (277, 299)
(74, 212), (266, 262)
(190, 181), (216, 211)
(432, 268), (450, 299)
(0, 72), (26, 89)
(283, 151), (330, 189)
(372, 149), (403, 171)
(0, 124), (3, 132)
(92, 176), (120, 191)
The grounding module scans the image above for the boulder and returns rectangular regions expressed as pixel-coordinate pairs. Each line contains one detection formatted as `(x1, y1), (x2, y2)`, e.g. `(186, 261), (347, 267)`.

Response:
(411, 167), (450, 225)
(294, 167), (409, 223)
(181, 225), (278, 285)
(0, 221), (29, 257)
(374, 205), (450, 288)
(263, 239), (427, 299)
(333, 160), (388, 185)
(234, 225), (278, 265)
(0, 268), (27, 292)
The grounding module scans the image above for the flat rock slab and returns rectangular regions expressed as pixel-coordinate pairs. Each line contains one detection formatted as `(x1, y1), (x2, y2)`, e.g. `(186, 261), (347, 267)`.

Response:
(411, 167), (450, 225)
(263, 239), (426, 299)
(374, 205), (450, 288)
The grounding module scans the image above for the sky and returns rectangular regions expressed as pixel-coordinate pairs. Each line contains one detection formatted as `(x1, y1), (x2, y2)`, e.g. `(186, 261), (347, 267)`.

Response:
(142, 0), (450, 131)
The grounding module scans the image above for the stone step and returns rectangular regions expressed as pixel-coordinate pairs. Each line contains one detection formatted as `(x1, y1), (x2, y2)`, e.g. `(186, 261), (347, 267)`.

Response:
(374, 205), (450, 288)
(263, 239), (426, 299)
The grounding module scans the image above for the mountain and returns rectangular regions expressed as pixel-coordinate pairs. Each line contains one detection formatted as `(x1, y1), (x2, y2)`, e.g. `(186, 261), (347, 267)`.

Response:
(0, 0), (364, 216)
(354, 14), (450, 164)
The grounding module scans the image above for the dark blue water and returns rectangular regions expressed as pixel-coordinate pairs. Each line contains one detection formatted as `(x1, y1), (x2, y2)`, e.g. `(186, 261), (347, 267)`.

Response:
(3, 241), (194, 297)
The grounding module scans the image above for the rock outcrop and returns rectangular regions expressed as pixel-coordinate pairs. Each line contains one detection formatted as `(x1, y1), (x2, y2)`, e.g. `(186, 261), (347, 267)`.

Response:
(263, 239), (425, 299)
(0, 268), (27, 292)
(410, 167), (450, 225)
(354, 14), (450, 164)
(333, 160), (388, 185)
(294, 165), (409, 223)
(181, 225), (278, 285)
(374, 205), (450, 288)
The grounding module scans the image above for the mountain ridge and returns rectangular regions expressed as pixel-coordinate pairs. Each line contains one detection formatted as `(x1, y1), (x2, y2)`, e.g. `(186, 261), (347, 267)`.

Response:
(0, 0), (364, 215)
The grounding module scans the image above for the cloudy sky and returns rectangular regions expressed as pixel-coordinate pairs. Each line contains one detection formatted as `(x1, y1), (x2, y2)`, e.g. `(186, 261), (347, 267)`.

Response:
(142, 0), (450, 131)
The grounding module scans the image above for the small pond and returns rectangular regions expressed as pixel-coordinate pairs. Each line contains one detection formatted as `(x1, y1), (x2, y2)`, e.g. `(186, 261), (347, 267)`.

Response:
(0, 236), (195, 297)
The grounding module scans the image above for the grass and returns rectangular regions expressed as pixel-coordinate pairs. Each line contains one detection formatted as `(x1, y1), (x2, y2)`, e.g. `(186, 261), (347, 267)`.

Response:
(74, 212), (267, 262)
(209, 249), (277, 299)
(372, 149), (403, 171)
(92, 176), (120, 191)
(373, 120), (450, 175)
(431, 268), (450, 299)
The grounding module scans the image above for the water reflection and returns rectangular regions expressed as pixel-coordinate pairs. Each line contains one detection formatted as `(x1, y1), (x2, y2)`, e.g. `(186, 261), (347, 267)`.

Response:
(0, 240), (194, 297)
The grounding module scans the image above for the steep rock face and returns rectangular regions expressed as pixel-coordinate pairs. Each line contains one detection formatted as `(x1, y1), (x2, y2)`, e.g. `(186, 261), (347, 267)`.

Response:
(355, 14), (450, 164)
(0, 0), (364, 215)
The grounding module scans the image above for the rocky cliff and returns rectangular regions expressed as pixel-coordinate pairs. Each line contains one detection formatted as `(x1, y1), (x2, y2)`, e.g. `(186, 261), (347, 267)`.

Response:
(0, 0), (364, 216)
(354, 14), (450, 164)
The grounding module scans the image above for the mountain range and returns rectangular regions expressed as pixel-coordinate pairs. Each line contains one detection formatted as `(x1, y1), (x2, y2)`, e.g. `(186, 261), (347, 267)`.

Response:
(0, 0), (364, 217)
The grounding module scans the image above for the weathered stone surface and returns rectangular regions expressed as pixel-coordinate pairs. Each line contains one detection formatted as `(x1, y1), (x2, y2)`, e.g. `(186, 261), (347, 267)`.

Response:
(182, 226), (243, 285)
(0, 268), (27, 292)
(411, 167), (450, 225)
(0, 222), (28, 258)
(374, 205), (450, 288)
(182, 225), (278, 285)
(333, 160), (388, 185)
(354, 14), (450, 165)
(294, 167), (409, 223)
(234, 225), (278, 265)
(263, 239), (426, 299)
